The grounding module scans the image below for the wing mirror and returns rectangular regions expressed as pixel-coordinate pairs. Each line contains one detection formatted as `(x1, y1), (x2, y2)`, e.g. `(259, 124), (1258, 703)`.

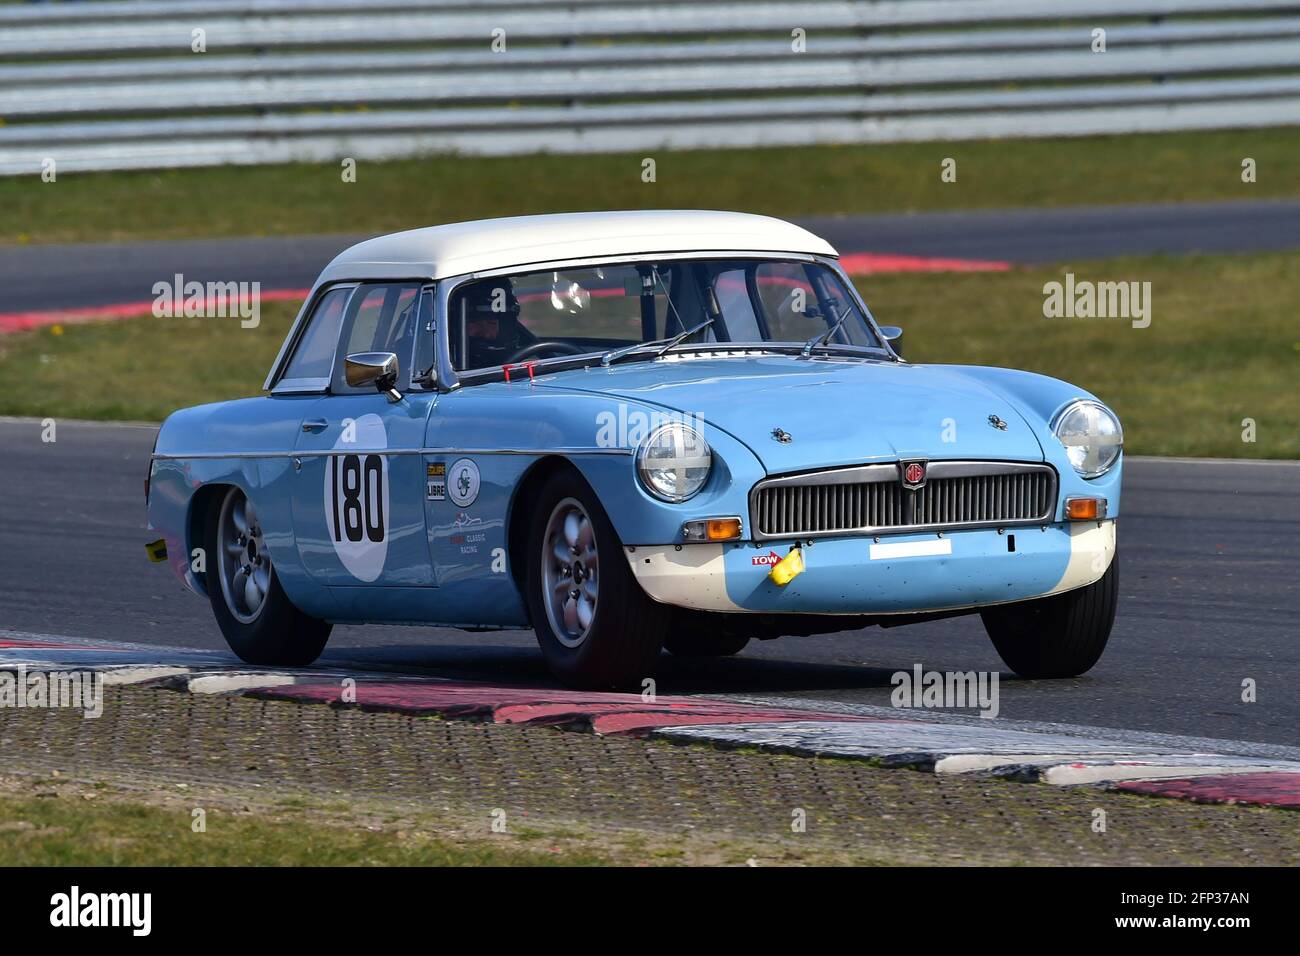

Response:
(345, 351), (402, 403)
(879, 325), (904, 357)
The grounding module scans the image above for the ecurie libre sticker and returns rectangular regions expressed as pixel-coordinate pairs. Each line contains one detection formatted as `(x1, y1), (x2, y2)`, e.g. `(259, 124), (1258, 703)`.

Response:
(426, 461), (447, 500)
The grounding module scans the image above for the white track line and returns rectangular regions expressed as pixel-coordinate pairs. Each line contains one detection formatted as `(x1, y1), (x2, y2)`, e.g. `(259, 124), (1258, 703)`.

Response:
(0, 415), (160, 429)
(1127, 454), (1300, 467)
(185, 673), (299, 694)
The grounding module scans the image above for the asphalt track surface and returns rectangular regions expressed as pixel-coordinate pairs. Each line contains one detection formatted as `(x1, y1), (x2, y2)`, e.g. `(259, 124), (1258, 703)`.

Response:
(4, 198), (1300, 314)
(1, 417), (1295, 747)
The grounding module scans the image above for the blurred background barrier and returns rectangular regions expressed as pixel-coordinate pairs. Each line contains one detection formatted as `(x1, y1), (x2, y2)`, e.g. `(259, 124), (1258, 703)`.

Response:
(3, 0), (1300, 174)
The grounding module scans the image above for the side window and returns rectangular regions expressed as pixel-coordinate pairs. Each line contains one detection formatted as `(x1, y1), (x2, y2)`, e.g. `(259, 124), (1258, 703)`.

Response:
(336, 282), (422, 391)
(280, 287), (351, 387)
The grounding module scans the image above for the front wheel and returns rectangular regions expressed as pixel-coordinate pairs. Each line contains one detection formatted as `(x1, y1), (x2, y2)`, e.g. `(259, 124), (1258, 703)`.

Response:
(205, 486), (331, 667)
(525, 470), (669, 688)
(981, 554), (1119, 678)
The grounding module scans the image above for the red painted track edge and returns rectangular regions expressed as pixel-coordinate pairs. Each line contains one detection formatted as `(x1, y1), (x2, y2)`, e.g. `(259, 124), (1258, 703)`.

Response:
(0, 252), (1012, 335)
(1114, 772), (1300, 809)
(0, 288), (312, 334)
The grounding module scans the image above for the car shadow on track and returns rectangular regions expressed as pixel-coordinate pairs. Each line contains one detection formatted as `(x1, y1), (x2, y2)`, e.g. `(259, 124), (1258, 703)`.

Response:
(319, 639), (1013, 697)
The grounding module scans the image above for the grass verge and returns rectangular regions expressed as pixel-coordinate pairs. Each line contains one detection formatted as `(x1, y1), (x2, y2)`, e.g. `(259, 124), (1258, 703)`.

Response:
(1, 252), (1293, 458)
(867, 252), (1299, 459)
(5, 127), (1297, 246)
(0, 783), (612, 866)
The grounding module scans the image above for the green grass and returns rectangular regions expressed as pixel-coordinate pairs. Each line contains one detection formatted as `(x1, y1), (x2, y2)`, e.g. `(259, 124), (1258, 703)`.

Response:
(867, 253), (1300, 459)
(0, 792), (612, 865)
(0, 303), (298, 422)
(1, 252), (1294, 457)
(5, 127), (1297, 245)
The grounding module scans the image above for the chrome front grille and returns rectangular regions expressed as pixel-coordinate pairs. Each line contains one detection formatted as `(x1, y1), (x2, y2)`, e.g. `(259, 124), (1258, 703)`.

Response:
(750, 461), (1057, 539)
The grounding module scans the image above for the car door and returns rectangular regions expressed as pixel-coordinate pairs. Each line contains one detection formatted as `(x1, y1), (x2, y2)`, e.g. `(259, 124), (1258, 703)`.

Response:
(289, 281), (437, 588)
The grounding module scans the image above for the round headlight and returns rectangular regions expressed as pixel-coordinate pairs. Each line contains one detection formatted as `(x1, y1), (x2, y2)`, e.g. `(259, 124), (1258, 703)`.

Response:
(636, 423), (712, 502)
(1053, 400), (1123, 478)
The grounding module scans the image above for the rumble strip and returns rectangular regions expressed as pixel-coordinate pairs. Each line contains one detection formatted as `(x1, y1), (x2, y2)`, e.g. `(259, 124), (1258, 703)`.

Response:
(1, 630), (1296, 811)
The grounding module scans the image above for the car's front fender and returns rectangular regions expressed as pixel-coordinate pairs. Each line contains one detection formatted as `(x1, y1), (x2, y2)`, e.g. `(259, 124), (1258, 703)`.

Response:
(932, 365), (1123, 516)
(428, 383), (767, 546)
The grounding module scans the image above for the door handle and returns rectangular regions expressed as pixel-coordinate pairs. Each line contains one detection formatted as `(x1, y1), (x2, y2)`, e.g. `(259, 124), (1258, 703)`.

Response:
(301, 419), (328, 432)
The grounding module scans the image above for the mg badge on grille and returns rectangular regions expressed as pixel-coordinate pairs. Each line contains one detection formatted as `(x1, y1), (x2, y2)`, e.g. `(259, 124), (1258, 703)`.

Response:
(901, 460), (927, 489)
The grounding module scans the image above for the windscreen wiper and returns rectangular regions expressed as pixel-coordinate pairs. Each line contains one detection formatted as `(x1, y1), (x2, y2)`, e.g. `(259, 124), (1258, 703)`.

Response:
(600, 264), (718, 366)
(600, 318), (716, 367)
(800, 311), (847, 357)
(600, 336), (670, 367)
(655, 317), (716, 356)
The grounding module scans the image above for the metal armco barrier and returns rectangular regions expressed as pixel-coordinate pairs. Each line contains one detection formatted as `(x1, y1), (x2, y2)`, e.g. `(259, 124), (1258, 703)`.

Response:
(2, 0), (1299, 174)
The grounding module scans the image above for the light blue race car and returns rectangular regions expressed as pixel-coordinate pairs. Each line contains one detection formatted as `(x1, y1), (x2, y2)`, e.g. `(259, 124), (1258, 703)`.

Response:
(146, 210), (1123, 688)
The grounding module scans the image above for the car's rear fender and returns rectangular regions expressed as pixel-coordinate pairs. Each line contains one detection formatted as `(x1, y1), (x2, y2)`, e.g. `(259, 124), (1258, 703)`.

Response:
(147, 396), (340, 619)
(147, 456), (259, 597)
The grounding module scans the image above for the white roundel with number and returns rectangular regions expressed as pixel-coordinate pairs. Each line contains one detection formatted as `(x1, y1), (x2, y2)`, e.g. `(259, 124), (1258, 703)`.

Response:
(323, 413), (390, 582)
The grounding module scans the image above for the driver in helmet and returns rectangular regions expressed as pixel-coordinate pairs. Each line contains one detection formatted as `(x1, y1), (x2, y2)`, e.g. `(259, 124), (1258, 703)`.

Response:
(458, 281), (530, 368)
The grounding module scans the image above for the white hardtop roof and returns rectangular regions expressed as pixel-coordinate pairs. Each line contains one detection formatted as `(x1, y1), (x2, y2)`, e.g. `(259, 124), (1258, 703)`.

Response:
(320, 210), (839, 281)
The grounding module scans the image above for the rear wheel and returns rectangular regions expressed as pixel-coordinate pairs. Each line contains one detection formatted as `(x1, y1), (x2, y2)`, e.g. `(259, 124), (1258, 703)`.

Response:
(525, 470), (668, 688)
(981, 554), (1119, 678)
(205, 486), (331, 667)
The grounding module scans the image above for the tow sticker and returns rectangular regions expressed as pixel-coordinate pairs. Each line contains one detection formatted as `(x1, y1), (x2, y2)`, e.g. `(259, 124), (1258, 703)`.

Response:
(323, 413), (390, 582)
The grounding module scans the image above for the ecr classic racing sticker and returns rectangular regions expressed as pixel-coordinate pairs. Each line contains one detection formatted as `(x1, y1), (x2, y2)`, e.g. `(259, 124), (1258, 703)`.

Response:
(448, 458), (480, 507)
(426, 461), (447, 500)
(450, 512), (486, 555)
(323, 413), (390, 582)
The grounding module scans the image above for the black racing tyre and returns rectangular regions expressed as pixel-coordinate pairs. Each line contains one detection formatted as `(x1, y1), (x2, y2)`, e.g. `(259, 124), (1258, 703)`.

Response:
(525, 469), (669, 689)
(204, 486), (331, 667)
(663, 616), (750, 657)
(981, 553), (1119, 678)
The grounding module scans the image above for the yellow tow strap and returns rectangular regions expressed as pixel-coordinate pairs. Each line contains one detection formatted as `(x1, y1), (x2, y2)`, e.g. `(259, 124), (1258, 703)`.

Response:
(768, 548), (804, 586)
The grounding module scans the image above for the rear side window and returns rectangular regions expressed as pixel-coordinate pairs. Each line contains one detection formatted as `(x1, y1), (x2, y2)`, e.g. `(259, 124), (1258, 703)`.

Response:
(281, 287), (350, 385)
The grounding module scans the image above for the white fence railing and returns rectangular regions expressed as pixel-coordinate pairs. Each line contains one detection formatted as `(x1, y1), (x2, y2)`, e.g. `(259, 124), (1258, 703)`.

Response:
(2, 0), (1299, 175)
